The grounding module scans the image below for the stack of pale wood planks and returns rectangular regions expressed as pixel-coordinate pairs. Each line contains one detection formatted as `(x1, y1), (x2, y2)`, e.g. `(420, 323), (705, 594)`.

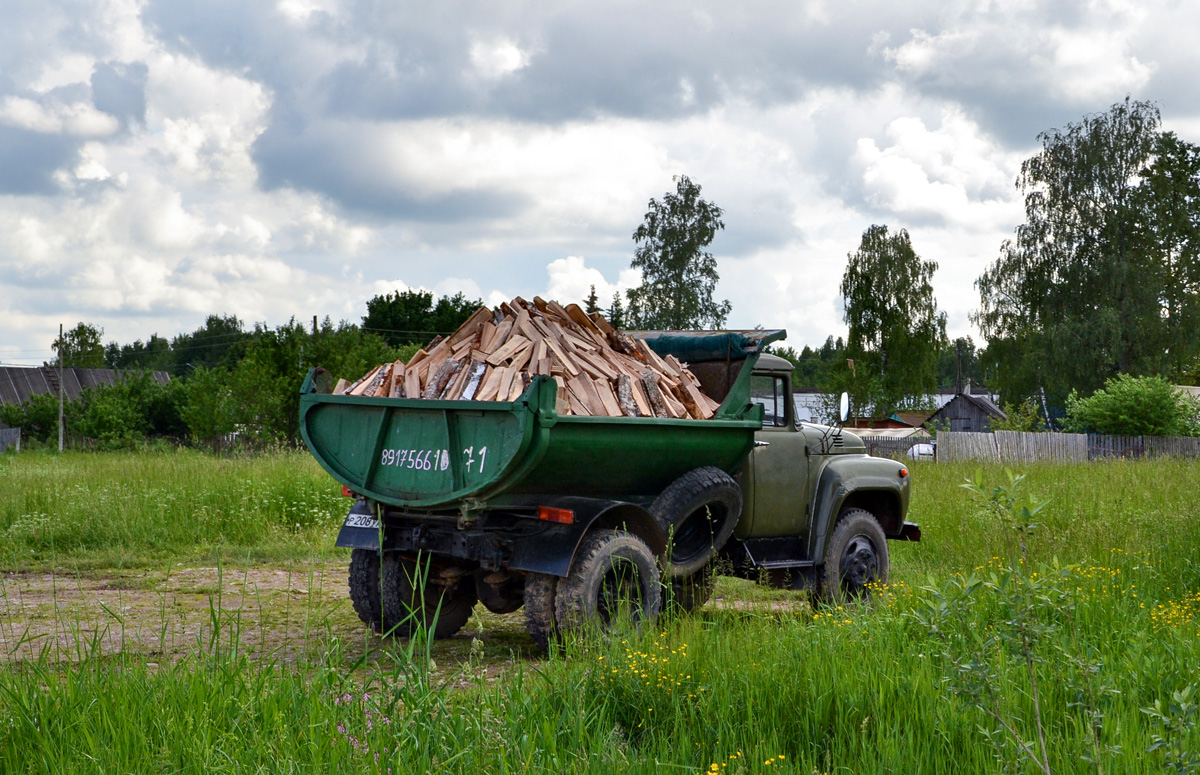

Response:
(334, 296), (723, 419)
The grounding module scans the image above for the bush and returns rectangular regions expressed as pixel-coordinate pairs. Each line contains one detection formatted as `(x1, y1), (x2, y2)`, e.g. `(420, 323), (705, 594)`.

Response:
(990, 397), (1044, 431)
(1062, 374), (1200, 436)
(74, 373), (186, 449)
(0, 392), (84, 444)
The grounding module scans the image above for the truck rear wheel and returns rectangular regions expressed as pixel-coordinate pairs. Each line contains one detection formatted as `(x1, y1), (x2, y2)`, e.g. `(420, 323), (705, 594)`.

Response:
(651, 467), (742, 577)
(555, 529), (661, 636)
(818, 508), (889, 604)
(523, 573), (558, 652)
(380, 555), (477, 639)
(348, 548), (383, 632)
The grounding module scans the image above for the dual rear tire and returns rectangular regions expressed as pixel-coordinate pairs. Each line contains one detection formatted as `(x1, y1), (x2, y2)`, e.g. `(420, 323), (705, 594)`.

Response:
(523, 529), (662, 651)
(347, 549), (477, 639)
(349, 529), (663, 650)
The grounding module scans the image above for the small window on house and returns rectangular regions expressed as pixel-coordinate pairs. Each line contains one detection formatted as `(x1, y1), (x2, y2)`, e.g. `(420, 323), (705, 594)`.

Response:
(750, 375), (788, 427)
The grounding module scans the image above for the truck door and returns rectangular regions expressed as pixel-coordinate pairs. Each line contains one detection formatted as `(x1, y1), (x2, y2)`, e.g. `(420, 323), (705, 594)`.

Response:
(738, 372), (811, 541)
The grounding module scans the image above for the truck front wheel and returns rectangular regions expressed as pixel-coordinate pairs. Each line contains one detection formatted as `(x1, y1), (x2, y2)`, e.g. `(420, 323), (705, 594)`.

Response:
(555, 529), (662, 636)
(818, 509), (889, 604)
(380, 555), (477, 639)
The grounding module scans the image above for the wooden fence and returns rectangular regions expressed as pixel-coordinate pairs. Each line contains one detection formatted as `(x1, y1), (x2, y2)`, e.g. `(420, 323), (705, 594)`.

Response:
(937, 431), (1200, 463)
(861, 437), (927, 460)
(0, 428), (20, 453)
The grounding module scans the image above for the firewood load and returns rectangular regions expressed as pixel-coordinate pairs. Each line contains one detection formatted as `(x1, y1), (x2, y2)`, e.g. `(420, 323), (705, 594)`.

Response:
(333, 296), (724, 419)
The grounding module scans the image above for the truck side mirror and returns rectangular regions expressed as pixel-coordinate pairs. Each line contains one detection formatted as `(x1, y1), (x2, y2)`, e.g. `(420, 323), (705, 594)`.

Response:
(838, 392), (850, 424)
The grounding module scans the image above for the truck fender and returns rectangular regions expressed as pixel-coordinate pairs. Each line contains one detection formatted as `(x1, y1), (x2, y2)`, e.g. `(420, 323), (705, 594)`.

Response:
(508, 497), (667, 578)
(808, 456), (910, 566)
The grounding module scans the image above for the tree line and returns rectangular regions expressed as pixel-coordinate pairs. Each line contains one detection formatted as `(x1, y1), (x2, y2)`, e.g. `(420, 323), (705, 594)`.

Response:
(5, 96), (1199, 447)
(787, 97), (1200, 434)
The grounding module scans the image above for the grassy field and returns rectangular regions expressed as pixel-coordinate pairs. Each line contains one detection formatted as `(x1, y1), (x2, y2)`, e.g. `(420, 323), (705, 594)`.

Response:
(0, 448), (345, 568)
(1, 450), (1198, 773)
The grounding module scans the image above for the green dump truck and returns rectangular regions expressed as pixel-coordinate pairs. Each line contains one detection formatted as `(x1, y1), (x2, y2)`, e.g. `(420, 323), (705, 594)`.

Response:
(299, 329), (919, 648)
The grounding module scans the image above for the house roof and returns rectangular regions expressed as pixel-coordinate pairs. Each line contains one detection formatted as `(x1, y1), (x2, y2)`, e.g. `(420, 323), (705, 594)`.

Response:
(0, 367), (170, 407)
(847, 417), (912, 429)
(890, 410), (935, 427)
(927, 392), (1007, 423)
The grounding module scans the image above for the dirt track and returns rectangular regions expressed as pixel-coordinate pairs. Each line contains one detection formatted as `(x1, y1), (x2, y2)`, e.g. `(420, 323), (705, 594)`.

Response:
(0, 563), (805, 672)
(0, 563), (365, 664)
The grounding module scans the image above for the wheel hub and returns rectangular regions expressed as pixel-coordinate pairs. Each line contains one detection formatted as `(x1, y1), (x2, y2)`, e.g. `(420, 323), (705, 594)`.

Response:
(841, 536), (878, 593)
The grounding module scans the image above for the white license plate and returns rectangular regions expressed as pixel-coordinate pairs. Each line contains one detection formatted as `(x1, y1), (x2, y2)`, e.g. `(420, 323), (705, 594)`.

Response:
(344, 513), (380, 530)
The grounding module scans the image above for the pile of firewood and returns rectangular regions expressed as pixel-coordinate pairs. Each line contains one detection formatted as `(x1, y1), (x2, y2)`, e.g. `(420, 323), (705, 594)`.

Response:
(334, 296), (722, 419)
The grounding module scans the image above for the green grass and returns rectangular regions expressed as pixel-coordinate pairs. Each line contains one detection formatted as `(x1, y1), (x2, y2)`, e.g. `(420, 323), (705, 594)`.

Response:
(1, 452), (1199, 773)
(0, 448), (345, 568)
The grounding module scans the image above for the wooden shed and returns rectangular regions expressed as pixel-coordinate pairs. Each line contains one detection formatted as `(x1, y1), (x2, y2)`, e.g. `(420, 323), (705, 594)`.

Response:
(926, 392), (1007, 433)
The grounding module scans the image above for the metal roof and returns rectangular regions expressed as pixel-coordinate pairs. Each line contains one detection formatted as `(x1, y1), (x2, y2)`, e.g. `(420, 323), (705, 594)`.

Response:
(0, 367), (170, 407)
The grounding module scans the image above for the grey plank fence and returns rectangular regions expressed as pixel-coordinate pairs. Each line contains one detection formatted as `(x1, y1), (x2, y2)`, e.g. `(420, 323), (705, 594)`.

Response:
(0, 428), (20, 453)
(937, 431), (1200, 463)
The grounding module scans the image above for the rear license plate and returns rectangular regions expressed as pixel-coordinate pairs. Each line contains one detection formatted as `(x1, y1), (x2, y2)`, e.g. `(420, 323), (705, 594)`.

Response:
(344, 513), (380, 530)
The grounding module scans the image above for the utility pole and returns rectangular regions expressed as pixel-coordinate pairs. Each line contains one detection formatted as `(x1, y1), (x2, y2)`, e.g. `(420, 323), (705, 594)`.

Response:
(58, 323), (64, 453)
(954, 339), (963, 395)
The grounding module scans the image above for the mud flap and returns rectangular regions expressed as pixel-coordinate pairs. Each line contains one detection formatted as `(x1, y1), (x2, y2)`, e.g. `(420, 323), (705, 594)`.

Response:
(335, 501), (381, 551)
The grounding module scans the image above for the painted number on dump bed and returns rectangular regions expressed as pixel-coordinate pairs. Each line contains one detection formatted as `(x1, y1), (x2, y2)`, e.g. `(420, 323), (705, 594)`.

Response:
(380, 447), (451, 471)
(462, 446), (488, 473)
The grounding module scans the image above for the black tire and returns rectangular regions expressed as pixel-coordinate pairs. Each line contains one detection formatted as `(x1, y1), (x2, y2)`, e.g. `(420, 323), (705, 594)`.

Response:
(554, 530), (661, 636)
(380, 555), (478, 639)
(818, 508), (889, 604)
(523, 573), (558, 652)
(667, 566), (715, 614)
(650, 466), (742, 578)
(348, 548), (383, 632)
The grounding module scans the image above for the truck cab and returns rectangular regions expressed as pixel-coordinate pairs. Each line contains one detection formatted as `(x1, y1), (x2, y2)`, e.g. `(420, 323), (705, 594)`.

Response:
(717, 352), (916, 592)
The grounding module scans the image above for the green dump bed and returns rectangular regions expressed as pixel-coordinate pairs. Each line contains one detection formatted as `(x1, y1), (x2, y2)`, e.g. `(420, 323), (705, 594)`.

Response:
(299, 376), (761, 511)
(299, 329), (782, 511)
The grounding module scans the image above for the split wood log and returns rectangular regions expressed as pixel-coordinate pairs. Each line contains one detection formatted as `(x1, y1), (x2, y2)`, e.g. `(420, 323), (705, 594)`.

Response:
(347, 365), (383, 396)
(404, 366), (421, 400)
(387, 361), (406, 398)
(641, 372), (669, 418)
(447, 307), (493, 348)
(458, 361), (488, 400)
(616, 374), (641, 417)
(593, 377), (622, 417)
(485, 334), (531, 366)
(424, 359), (462, 400)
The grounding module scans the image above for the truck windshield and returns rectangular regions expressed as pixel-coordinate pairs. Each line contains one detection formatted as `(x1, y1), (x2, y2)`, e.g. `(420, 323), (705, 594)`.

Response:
(749, 375), (787, 427)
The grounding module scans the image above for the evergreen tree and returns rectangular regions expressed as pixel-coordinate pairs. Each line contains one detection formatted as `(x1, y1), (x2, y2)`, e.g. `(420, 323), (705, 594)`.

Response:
(584, 285), (600, 315)
(606, 292), (626, 329)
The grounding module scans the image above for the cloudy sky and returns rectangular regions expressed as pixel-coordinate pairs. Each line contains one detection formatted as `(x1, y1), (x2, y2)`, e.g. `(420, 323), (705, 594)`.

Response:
(2, 0), (1198, 366)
